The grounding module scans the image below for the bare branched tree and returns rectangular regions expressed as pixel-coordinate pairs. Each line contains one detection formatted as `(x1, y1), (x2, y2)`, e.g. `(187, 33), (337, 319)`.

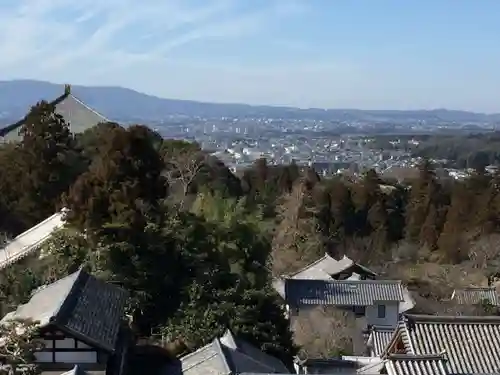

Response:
(165, 150), (205, 197)
(410, 293), (498, 316)
(467, 234), (500, 270)
(292, 306), (356, 358)
(271, 183), (324, 276)
(0, 319), (42, 375)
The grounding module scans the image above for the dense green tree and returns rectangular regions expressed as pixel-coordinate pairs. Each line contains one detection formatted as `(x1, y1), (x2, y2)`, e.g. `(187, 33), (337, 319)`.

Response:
(75, 121), (122, 164)
(191, 191), (270, 287)
(0, 101), (81, 234)
(163, 281), (296, 366)
(64, 124), (166, 232)
(19, 101), (82, 211)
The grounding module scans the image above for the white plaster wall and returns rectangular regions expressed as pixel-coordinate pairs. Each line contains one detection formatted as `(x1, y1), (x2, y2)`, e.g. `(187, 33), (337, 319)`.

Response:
(365, 302), (398, 328)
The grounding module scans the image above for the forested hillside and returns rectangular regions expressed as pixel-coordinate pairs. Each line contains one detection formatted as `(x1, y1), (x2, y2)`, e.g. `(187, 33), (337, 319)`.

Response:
(1, 100), (500, 366)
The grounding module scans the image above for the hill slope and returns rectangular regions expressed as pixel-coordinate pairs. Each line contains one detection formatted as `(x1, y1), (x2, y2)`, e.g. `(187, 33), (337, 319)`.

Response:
(0, 79), (499, 123)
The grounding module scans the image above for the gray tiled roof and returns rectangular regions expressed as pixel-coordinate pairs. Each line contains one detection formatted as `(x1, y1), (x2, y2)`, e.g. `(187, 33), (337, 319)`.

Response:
(0, 208), (66, 270)
(287, 254), (343, 280)
(356, 360), (385, 374)
(451, 287), (500, 306)
(287, 254), (377, 280)
(367, 326), (395, 357)
(0, 91), (108, 142)
(220, 330), (288, 373)
(1, 269), (128, 352)
(54, 95), (108, 134)
(385, 354), (449, 375)
(285, 279), (404, 308)
(387, 314), (500, 374)
(163, 330), (289, 375)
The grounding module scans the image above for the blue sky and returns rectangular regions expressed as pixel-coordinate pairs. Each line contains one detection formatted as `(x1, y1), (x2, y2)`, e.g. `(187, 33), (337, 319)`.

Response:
(0, 0), (499, 112)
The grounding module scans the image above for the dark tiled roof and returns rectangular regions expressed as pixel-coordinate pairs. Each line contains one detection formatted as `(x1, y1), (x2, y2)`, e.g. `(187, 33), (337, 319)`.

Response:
(385, 314), (500, 374)
(163, 330), (289, 375)
(285, 279), (404, 308)
(451, 287), (500, 306)
(1, 269), (128, 352)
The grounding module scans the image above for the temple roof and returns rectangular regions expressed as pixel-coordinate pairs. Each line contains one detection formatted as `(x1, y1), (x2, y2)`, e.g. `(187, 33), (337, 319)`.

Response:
(0, 84), (109, 141)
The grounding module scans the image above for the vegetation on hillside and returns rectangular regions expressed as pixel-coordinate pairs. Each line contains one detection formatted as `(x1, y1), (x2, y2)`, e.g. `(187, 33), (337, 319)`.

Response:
(1, 101), (500, 364)
(369, 132), (500, 169)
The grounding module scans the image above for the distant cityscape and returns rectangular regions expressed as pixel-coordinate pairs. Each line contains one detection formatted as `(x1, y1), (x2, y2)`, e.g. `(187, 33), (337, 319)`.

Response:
(1, 80), (499, 180)
(145, 116), (492, 179)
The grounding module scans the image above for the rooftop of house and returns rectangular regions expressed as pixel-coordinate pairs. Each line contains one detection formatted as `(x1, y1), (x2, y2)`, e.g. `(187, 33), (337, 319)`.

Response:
(450, 287), (500, 306)
(383, 314), (500, 374)
(0, 208), (67, 270)
(285, 279), (405, 308)
(162, 330), (289, 375)
(0, 85), (109, 141)
(384, 354), (449, 375)
(366, 326), (396, 357)
(288, 254), (377, 280)
(273, 254), (378, 299)
(1, 268), (128, 353)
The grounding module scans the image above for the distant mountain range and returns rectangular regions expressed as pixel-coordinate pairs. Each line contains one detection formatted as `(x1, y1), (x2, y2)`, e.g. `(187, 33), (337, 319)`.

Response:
(0, 79), (499, 124)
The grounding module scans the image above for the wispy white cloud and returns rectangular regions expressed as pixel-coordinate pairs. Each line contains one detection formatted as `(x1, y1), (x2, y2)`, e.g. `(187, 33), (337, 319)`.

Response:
(0, 0), (305, 77)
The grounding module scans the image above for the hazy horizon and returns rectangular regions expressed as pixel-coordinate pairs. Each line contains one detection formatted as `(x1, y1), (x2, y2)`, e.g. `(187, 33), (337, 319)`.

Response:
(0, 0), (499, 112)
(3, 78), (500, 115)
